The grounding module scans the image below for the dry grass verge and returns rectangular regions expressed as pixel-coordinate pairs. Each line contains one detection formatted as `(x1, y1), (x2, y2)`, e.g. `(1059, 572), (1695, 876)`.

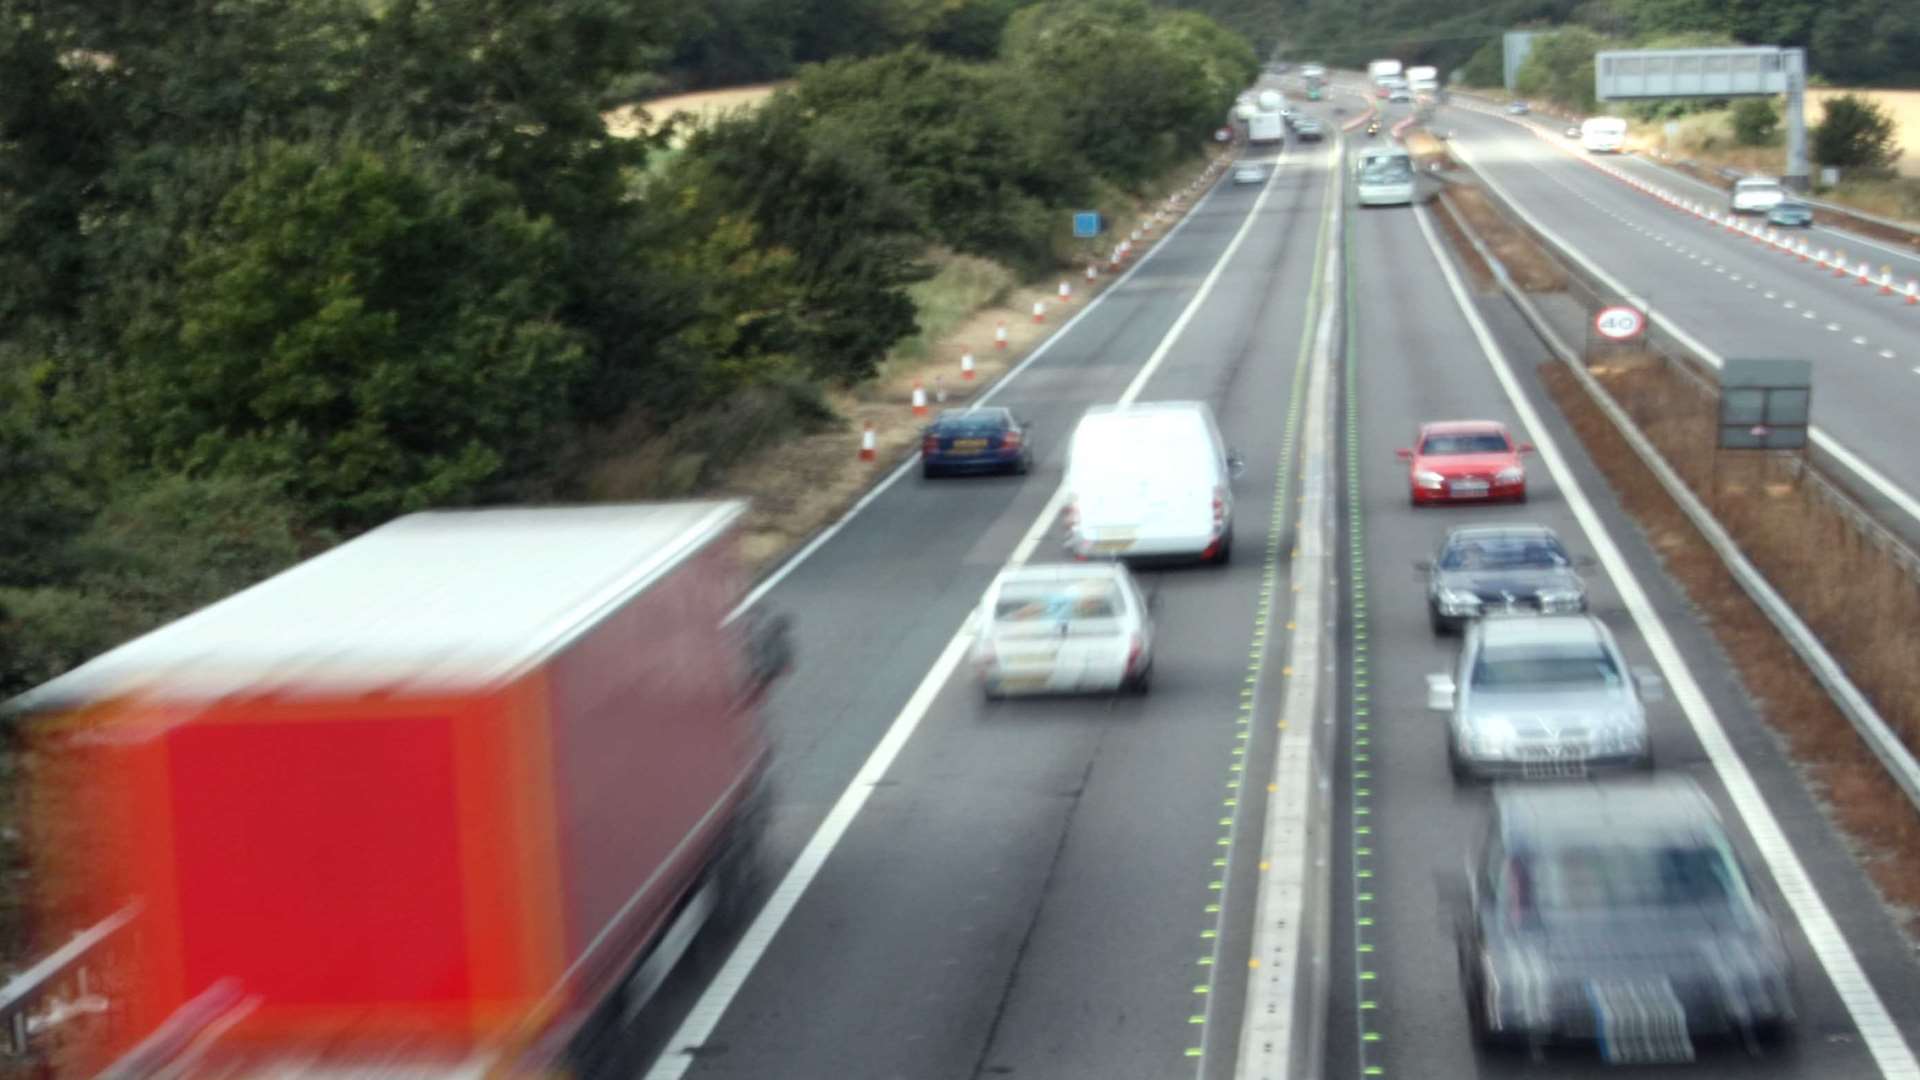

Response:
(1541, 360), (1920, 938)
(1436, 184), (1568, 293)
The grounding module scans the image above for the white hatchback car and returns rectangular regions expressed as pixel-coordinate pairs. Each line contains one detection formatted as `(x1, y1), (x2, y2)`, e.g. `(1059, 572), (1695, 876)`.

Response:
(972, 563), (1153, 698)
(1731, 176), (1786, 214)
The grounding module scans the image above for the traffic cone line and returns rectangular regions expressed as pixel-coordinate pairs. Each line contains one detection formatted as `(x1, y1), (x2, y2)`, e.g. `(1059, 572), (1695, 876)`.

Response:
(858, 422), (877, 461)
(910, 382), (928, 417)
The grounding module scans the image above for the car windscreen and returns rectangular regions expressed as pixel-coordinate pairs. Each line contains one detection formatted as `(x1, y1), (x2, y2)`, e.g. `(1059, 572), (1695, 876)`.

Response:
(1516, 843), (1740, 913)
(994, 580), (1125, 628)
(1420, 432), (1509, 454)
(1440, 535), (1569, 570)
(1471, 643), (1620, 689)
(1359, 158), (1413, 184)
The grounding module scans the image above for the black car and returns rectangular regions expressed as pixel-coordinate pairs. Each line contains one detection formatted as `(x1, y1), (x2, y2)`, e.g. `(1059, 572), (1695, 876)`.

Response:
(1456, 779), (1796, 1060)
(1418, 524), (1591, 634)
(921, 407), (1031, 478)
(1291, 117), (1326, 142)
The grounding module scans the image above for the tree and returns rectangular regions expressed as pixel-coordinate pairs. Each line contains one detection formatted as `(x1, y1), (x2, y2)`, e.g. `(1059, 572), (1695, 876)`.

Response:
(1812, 94), (1901, 171)
(1457, 38), (1506, 88)
(1732, 98), (1780, 145)
(683, 98), (930, 385)
(1514, 28), (1611, 113)
(119, 139), (589, 529)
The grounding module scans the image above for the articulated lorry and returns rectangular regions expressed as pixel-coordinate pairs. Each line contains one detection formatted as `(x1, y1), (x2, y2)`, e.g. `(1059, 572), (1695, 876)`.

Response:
(13, 500), (792, 1077)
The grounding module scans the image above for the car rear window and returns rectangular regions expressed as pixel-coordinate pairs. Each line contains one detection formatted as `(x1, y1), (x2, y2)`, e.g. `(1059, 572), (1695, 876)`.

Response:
(1515, 844), (1739, 912)
(935, 414), (1007, 438)
(1421, 432), (1509, 454)
(995, 580), (1124, 623)
(1440, 535), (1569, 570)
(1472, 643), (1619, 688)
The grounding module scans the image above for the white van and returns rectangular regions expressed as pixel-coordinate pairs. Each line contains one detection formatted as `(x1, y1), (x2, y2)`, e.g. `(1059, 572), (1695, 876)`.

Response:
(1580, 116), (1627, 153)
(1063, 402), (1239, 564)
(1355, 148), (1416, 207)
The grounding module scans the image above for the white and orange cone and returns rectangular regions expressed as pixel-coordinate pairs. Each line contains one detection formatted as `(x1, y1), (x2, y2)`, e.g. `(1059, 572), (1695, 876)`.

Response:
(1058, 280), (1072, 303)
(911, 381), (928, 417)
(995, 322), (1009, 350)
(960, 351), (976, 380)
(858, 422), (877, 461)
(1032, 300), (1046, 324)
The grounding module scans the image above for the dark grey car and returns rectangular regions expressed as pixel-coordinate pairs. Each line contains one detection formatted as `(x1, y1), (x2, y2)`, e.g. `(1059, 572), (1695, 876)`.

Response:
(1419, 524), (1592, 634)
(1455, 778), (1796, 1061)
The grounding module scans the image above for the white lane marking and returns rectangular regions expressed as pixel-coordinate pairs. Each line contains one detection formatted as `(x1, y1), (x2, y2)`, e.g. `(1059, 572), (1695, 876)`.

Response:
(729, 152), (1234, 620)
(1882, 350), (1897, 360)
(1854, 336), (1869, 345)
(1413, 204), (1920, 1080)
(1441, 100), (1920, 526)
(645, 136), (1331, 1080)
(1766, 291), (1778, 299)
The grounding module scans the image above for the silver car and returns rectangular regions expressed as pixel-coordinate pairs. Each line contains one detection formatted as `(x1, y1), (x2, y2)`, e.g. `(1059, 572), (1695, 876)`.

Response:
(1427, 614), (1661, 781)
(973, 563), (1154, 698)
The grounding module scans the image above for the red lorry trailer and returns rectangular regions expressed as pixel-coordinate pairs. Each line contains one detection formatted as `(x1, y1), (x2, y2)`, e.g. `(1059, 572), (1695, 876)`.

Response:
(12, 500), (789, 1077)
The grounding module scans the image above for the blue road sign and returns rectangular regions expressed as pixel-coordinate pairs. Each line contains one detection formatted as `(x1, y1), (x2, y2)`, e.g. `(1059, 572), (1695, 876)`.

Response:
(1073, 211), (1102, 239)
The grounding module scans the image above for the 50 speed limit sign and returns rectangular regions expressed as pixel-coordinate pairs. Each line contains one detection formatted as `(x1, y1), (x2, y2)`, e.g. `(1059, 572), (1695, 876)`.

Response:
(1593, 305), (1646, 341)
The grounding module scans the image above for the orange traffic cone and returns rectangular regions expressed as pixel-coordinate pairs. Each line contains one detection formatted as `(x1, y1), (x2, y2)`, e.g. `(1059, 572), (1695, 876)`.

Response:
(911, 382), (928, 417)
(858, 422), (877, 461)
(995, 322), (1009, 349)
(961, 352), (975, 380)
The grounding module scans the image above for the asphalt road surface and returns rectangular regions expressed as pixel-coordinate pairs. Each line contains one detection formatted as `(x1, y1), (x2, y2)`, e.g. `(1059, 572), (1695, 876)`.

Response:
(589, 91), (1920, 1080)
(1324, 105), (1920, 1080)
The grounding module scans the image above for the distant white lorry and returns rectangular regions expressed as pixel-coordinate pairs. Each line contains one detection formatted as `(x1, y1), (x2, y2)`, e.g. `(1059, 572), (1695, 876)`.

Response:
(1406, 65), (1440, 92)
(1367, 59), (1403, 84)
(1248, 110), (1285, 145)
(1580, 116), (1628, 152)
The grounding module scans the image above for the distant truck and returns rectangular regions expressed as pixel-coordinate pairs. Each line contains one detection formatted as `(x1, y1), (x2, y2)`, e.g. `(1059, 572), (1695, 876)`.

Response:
(1406, 65), (1440, 92)
(1580, 116), (1628, 152)
(1367, 59), (1403, 84)
(14, 501), (793, 1077)
(1248, 109), (1286, 145)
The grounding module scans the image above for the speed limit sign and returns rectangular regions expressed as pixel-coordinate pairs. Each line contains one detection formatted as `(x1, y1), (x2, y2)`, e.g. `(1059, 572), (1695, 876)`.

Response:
(1593, 305), (1645, 341)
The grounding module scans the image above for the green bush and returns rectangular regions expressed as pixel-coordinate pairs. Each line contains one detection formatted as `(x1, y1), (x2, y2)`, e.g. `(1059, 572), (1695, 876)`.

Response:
(1732, 99), (1780, 146)
(1813, 94), (1901, 171)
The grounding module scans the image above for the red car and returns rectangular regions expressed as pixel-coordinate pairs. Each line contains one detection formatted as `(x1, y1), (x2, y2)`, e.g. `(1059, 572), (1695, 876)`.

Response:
(1397, 421), (1535, 505)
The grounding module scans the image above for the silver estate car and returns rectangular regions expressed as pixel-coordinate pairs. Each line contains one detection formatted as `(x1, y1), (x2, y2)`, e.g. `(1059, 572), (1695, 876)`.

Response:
(1427, 614), (1662, 781)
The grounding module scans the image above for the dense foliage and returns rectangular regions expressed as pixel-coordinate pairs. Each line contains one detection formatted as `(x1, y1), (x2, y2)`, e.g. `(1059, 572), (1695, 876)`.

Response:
(1812, 95), (1903, 170)
(0, 0), (1256, 697)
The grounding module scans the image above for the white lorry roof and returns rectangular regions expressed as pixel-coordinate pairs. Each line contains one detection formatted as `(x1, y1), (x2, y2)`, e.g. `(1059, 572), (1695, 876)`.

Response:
(8, 500), (746, 710)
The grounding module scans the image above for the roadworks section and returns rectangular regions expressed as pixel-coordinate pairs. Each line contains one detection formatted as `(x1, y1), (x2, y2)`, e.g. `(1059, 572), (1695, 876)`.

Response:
(708, 148), (1248, 575)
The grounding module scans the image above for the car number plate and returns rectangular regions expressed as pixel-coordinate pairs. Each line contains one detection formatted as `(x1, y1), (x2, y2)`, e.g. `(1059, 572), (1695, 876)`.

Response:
(951, 438), (989, 452)
(1450, 480), (1488, 496)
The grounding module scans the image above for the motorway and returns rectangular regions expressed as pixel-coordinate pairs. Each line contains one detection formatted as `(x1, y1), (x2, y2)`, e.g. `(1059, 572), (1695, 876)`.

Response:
(1429, 99), (1920, 534)
(1329, 92), (1920, 1080)
(595, 89), (1920, 1080)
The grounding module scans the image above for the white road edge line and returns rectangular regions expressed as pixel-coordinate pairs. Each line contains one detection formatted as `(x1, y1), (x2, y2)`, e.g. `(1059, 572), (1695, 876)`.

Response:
(1446, 135), (1920, 530)
(729, 149), (1231, 622)
(1412, 203), (1920, 1080)
(1459, 98), (1920, 270)
(645, 138), (1329, 1079)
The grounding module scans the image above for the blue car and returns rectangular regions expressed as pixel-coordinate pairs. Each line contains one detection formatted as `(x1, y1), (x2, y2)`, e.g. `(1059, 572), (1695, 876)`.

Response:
(921, 407), (1032, 478)
(1767, 200), (1815, 228)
